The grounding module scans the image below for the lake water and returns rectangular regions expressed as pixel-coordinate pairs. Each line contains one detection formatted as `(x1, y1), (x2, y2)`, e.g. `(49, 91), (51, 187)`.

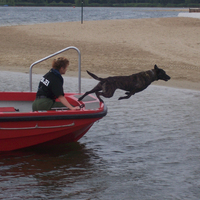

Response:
(0, 6), (184, 26)
(1, 7), (200, 200)
(0, 71), (200, 200)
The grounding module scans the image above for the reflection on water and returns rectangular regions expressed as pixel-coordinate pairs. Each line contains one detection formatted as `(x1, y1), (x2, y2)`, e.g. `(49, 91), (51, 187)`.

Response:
(0, 71), (200, 199)
(0, 143), (106, 199)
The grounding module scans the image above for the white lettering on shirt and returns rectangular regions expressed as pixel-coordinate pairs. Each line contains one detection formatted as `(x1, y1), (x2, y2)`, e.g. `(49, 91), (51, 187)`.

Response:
(40, 77), (50, 86)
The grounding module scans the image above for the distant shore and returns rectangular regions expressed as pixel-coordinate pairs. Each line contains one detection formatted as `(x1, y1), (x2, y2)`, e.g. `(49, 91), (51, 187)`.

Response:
(0, 17), (199, 91)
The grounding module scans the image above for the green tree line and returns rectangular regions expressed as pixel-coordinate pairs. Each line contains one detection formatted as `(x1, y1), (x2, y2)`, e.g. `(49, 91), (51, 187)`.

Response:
(0, 0), (199, 7)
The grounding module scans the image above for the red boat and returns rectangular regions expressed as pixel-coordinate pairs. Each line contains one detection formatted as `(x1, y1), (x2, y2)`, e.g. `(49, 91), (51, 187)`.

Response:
(0, 47), (107, 151)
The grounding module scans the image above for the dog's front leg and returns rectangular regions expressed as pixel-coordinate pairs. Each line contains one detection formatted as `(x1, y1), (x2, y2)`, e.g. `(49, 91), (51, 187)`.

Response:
(118, 91), (135, 100)
(125, 91), (130, 95)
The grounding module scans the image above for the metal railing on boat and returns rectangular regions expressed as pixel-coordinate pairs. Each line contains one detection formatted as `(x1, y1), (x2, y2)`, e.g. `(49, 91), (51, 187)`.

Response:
(29, 46), (81, 93)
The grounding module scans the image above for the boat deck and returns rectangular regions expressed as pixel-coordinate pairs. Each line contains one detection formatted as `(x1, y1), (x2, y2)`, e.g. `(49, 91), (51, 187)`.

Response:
(0, 95), (100, 113)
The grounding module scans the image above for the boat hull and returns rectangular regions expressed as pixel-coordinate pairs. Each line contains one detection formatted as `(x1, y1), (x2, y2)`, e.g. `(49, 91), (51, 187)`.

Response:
(0, 119), (95, 151)
(0, 92), (107, 151)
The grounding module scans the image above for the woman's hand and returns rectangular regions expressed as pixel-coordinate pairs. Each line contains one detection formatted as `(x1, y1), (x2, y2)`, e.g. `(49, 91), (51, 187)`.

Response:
(71, 106), (81, 110)
(58, 95), (81, 110)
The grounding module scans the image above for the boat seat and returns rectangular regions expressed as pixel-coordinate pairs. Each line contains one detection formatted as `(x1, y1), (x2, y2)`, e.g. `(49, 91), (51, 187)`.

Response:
(0, 107), (19, 112)
(0, 101), (32, 113)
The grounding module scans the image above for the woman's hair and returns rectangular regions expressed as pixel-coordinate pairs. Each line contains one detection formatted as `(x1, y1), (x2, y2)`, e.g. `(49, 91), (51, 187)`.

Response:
(52, 57), (69, 70)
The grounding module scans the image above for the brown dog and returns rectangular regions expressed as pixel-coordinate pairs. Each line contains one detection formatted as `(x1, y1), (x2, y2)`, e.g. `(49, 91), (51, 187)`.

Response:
(78, 65), (170, 102)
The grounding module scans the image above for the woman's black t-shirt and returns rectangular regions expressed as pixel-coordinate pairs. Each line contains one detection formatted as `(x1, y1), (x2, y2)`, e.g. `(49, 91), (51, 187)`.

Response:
(36, 69), (64, 100)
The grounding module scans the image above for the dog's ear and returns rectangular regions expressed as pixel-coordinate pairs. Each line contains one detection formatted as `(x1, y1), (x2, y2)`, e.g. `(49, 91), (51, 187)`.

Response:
(154, 65), (159, 71)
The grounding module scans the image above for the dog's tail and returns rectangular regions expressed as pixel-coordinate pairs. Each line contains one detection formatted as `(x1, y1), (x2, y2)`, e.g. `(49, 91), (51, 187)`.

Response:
(87, 71), (104, 81)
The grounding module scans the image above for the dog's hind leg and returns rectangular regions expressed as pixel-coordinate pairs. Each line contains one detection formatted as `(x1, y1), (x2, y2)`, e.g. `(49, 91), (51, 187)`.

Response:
(96, 89), (116, 102)
(78, 84), (102, 101)
(96, 91), (104, 102)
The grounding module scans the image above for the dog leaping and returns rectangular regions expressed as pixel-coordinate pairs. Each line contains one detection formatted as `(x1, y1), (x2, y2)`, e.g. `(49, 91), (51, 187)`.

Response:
(78, 65), (170, 102)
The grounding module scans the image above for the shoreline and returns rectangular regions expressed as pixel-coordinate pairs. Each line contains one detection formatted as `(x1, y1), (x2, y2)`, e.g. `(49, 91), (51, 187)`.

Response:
(0, 17), (199, 92)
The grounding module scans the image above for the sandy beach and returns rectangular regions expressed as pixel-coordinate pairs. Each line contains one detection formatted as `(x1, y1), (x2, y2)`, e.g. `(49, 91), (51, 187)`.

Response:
(0, 17), (200, 90)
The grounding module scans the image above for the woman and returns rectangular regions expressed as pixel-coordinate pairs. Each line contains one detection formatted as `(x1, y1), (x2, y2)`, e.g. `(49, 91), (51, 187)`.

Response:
(32, 57), (80, 111)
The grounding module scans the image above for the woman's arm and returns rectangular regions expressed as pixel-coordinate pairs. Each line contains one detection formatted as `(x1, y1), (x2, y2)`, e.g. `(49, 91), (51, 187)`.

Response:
(58, 95), (80, 110)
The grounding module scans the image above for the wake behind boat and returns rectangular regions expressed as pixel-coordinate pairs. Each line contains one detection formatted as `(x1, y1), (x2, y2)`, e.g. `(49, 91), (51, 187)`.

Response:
(0, 47), (107, 151)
